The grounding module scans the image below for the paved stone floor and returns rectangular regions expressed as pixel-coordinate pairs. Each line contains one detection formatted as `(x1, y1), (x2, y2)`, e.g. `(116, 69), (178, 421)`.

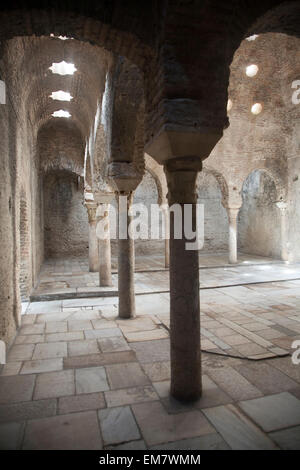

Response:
(1, 254), (300, 450)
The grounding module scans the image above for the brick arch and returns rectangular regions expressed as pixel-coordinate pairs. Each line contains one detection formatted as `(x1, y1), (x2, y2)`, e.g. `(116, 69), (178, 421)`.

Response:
(242, 168), (286, 201)
(0, 4), (158, 68)
(201, 166), (229, 205)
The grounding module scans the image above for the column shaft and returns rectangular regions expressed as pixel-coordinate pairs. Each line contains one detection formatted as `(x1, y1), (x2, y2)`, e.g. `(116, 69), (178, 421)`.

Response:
(98, 204), (112, 286)
(165, 160), (202, 401)
(227, 208), (239, 264)
(86, 205), (99, 272)
(117, 192), (136, 319)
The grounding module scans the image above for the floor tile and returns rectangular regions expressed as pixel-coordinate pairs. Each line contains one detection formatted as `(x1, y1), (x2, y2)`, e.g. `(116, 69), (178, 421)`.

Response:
(132, 401), (214, 447)
(208, 366), (263, 401)
(269, 425), (300, 450)
(8, 344), (35, 362)
(150, 433), (230, 450)
(0, 374), (35, 404)
(58, 393), (106, 414)
(23, 411), (102, 450)
(0, 422), (25, 449)
(106, 362), (150, 390)
(99, 406), (140, 445)
(34, 370), (75, 400)
(98, 336), (130, 353)
(20, 358), (63, 374)
(239, 392), (300, 432)
(234, 363), (298, 395)
(105, 385), (158, 407)
(68, 339), (100, 356)
(75, 366), (110, 394)
(85, 328), (123, 339)
(0, 399), (57, 423)
(33, 342), (67, 360)
(204, 404), (277, 450)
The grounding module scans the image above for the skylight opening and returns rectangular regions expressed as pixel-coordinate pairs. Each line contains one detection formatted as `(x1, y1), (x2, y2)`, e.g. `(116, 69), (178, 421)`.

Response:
(50, 91), (73, 102)
(52, 110), (71, 118)
(49, 61), (77, 76)
(251, 103), (262, 115)
(50, 34), (74, 41)
(246, 64), (259, 77)
(246, 34), (259, 42)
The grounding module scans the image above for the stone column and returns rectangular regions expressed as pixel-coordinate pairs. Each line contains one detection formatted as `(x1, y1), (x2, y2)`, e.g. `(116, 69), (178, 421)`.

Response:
(161, 203), (170, 268)
(226, 207), (240, 264)
(164, 157), (202, 401)
(86, 203), (99, 272)
(116, 191), (136, 318)
(108, 162), (142, 320)
(276, 201), (289, 262)
(97, 203), (113, 286)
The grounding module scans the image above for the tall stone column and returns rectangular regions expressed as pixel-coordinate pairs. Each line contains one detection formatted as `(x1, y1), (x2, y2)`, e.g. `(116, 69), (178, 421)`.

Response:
(86, 203), (99, 273)
(164, 157), (203, 401)
(108, 162), (142, 320)
(116, 191), (136, 318)
(161, 203), (170, 268)
(97, 203), (113, 286)
(226, 207), (240, 264)
(276, 201), (289, 262)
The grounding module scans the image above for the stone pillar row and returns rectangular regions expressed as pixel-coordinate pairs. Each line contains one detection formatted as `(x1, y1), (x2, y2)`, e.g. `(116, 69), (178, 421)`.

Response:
(226, 207), (240, 265)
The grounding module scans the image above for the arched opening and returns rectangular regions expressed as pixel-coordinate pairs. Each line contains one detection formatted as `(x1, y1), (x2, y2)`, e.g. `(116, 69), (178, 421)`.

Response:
(43, 170), (88, 259)
(238, 169), (281, 259)
(133, 169), (164, 267)
(197, 169), (228, 255)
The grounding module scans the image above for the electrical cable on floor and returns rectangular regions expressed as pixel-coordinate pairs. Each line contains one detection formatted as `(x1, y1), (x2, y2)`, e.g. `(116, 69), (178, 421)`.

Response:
(159, 323), (291, 362)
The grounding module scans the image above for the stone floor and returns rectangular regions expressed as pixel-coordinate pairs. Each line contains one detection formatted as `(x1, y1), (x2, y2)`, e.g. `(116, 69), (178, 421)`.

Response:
(1, 254), (300, 450)
(33, 252), (296, 300)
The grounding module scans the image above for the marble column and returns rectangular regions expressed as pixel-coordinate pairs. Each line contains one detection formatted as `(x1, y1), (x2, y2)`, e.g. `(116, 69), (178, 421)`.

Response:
(86, 203), (99, 272)
(108, 161), (141, 320)
(97, 203), (113, 286)
(276, 201), (289, 262)
(164, 157), (202, 401)
(116, 191), (136, 319)
(226, 207), (240, 264)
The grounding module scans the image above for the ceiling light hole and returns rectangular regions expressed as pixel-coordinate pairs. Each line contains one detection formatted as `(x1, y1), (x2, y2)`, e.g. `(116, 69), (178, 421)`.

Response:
(246, 64), (259, 77)
(251, 103), (262, 115)
(49, 61), (77, 76)
(246, 34), (259, 42)
(52, 110), (71, 118)
(50, 91), (73, 102)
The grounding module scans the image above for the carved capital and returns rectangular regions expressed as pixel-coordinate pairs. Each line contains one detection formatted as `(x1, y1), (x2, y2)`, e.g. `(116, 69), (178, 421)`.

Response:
(86, 203), (98, 223)
(164, 157), (202, 205)
(108, 161), (142, 193)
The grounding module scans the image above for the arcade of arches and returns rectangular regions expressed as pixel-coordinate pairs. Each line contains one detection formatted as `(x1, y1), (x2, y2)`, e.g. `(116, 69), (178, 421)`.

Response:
(0, 1), (300, 450)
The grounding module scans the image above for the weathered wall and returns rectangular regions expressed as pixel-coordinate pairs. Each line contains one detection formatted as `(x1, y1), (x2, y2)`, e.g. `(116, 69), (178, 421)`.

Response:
(44, 170), (89, 258)
(197, 171), (228, 253)
(134, 170), (164, 256)
(238, 170), (281, 258)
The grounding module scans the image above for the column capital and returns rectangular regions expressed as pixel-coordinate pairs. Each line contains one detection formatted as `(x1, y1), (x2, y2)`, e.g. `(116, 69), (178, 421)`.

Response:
(85, 203), (98, 223)
(108, 161), (142, 193)
(225, 206), (241, 220)
(145, 128), (223, 165)
(164, 157), (202, 205)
